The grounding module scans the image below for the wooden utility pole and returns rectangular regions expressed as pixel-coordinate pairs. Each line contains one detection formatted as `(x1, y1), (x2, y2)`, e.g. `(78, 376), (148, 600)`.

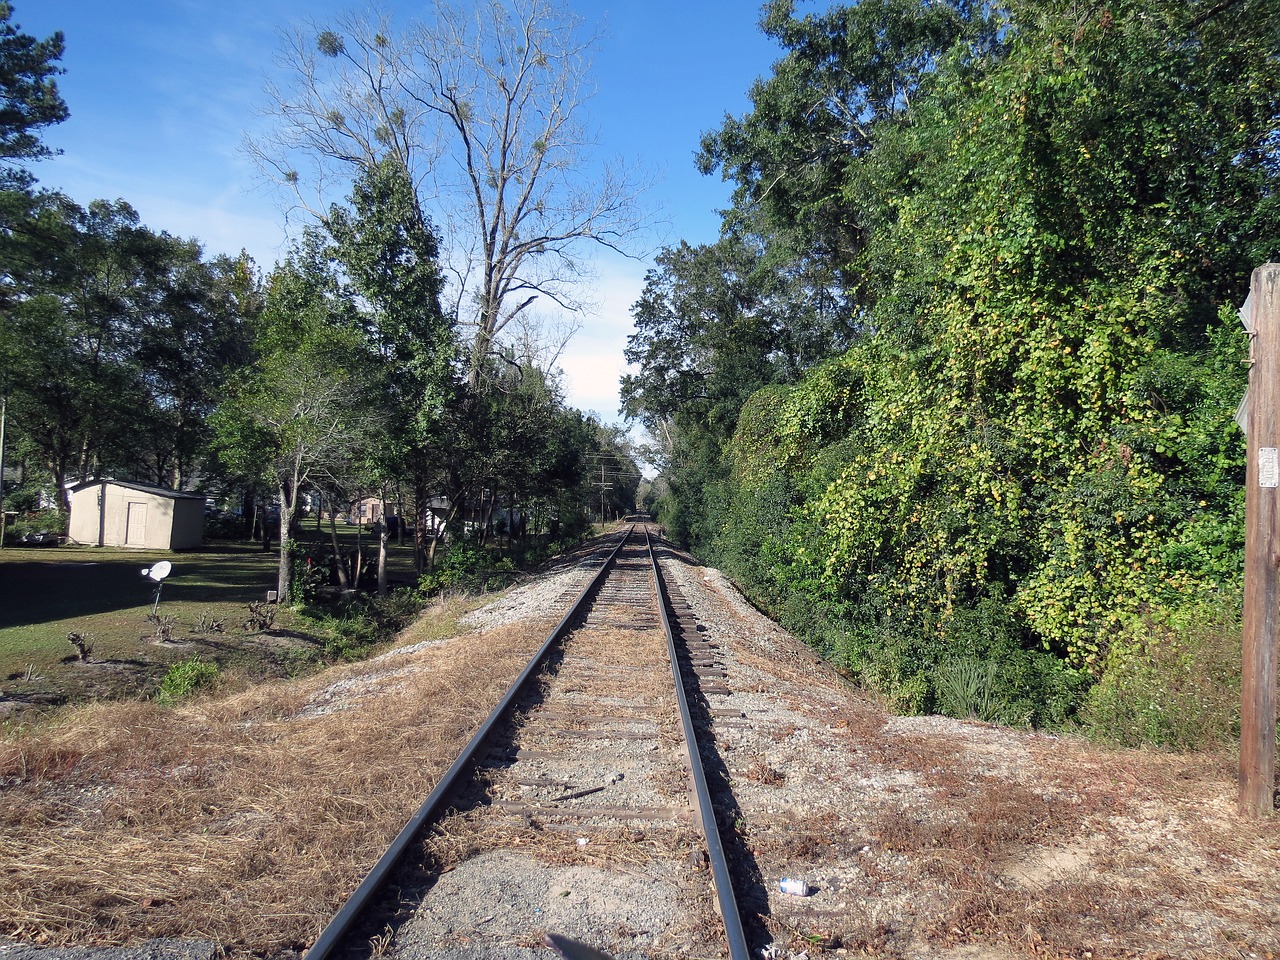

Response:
(1240, 263), (1280, 818)
(593, 462), (612, 524)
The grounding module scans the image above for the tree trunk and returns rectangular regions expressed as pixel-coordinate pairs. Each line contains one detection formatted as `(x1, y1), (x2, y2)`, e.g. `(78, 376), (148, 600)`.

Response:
(352, 522), (364, 590)
(481, 488), (498, 546)
(276, 487), (294, 604)
(376, 491), (388, 598)
(448, 466), (469, 547)
(328, 512), (350, 591)
(53, 464), (70, 517)
(413, 478), (429, 577)
(261, 501), (273, 551)
(428, 498), (460, 573)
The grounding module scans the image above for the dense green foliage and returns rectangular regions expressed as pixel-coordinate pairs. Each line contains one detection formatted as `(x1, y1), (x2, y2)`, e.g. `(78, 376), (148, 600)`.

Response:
(417, 543), (517, 595)
(3, 9), (642, 612)
(3, 194), (255, 511)
(0, 5), (263, 525)
(211, 238), (384, 601)
(627, 0), (1280, 739)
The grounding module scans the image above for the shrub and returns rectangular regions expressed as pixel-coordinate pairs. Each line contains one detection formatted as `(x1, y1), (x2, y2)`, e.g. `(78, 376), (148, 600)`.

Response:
(778, 585), (1088, 726)
(147, 614), (177, 643)
(315, 587), (425, 661)
(6, 508), (66, 544)
(418, 544), (516, 596)
(203, 514), (246, 541)
(368, 588), (425, 632)
(319, 611), (378, 661)
(67, 632), (93, 663)
(157, 656), (221, 704)
(934, 657), (1004, 723)
(289, 541), (329, 602)
(1079, 602), (1241, 750)
(243, 601), (276, 631)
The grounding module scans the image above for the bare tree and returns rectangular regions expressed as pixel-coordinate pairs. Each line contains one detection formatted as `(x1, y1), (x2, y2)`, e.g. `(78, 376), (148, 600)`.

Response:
(248, 0), (650, 386)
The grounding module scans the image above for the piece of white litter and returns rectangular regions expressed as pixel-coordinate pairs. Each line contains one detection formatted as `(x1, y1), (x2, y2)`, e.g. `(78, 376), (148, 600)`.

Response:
(576, 837), (590, 846)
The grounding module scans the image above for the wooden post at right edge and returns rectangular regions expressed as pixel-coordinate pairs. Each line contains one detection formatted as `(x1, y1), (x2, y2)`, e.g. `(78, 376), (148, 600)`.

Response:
(1241, 263), (1280, 818)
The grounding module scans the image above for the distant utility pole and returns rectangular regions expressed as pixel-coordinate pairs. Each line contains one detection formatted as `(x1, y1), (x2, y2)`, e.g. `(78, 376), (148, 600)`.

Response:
(1240, 263), (1280, 819)
(593, 461), (612, 523)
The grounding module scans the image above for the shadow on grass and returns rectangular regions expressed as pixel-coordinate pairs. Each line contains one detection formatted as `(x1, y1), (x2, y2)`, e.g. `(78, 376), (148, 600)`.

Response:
(0, 542), (278, 630)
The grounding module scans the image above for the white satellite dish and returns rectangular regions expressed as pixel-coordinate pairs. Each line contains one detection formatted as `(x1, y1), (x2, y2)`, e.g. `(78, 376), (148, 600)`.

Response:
(142, 561), (172, 582)
(141, 561), (173, 615)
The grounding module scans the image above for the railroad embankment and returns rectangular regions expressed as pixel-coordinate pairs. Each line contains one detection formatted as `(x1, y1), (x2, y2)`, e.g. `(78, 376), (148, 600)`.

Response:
(2, 535), (1277, 959)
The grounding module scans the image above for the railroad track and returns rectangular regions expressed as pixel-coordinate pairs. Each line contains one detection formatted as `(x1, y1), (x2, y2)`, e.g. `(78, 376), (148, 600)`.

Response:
(306, 524), (751, 960)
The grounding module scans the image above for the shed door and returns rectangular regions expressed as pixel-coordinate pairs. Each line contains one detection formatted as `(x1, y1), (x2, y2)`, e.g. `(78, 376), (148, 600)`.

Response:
(125, 502), (148, 545)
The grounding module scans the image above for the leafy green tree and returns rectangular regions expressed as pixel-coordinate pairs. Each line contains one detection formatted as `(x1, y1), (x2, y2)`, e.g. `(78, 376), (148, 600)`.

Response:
(4, 196), (254, 511)
(0, 2), (67, 184)
(623, 238), (782, 439)
(124, 248), (257, 488)
(0, 3), (69, 530)
(213, 245), (385, 602)
(326, 156), (457, 580)
(621, 228), (853, 552)
(697, 0), (998, 299)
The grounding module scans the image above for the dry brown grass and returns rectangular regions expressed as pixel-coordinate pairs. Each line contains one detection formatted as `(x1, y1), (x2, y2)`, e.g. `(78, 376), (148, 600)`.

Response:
(850, 725), (1280, 957)
(0, 604), (558, 956)
(742, 759), (786, 786)
(730, 680), (1280, 958)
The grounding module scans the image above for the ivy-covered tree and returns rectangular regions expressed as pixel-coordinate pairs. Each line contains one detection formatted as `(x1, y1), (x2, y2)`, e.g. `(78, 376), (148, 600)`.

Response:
(621, 225), (856, 548)
(630, 0), (1280, 727)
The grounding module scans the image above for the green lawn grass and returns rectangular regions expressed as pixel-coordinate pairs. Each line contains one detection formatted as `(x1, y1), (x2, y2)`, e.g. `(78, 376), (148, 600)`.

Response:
(0, 527), (422, 714)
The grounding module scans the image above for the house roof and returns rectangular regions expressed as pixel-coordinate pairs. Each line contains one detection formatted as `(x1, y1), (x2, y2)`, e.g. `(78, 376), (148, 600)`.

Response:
(69, 479), (205, 500)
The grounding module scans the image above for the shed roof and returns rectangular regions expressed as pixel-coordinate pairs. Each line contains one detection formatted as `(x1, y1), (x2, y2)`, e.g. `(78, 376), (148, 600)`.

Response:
(69, 479), (205, 500)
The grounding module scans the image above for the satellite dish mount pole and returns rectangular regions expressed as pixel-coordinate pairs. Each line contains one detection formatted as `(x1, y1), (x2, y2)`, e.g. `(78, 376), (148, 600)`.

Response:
(141, 561), (173, 618)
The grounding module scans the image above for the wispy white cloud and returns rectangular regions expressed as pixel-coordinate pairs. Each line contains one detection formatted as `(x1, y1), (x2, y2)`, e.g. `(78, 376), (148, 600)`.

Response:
(135, 189), (292, 267)
(555, 250), (648, 425)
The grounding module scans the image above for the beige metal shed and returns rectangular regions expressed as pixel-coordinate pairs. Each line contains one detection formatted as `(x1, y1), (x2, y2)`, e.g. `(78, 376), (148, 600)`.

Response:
(68, 480), (205, 550)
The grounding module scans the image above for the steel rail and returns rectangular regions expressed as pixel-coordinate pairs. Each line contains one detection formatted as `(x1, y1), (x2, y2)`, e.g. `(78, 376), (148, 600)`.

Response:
(304, 526), (634, 960)
(646, 528), (751, 960)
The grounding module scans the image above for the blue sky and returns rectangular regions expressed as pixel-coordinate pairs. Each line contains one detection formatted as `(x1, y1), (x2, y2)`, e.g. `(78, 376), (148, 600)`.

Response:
(24, 2), (784, 428)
